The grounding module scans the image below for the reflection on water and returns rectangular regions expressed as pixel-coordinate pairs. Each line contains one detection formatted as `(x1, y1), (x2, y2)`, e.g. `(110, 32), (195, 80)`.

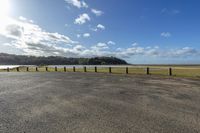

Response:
(0, 65), (21, 69)
(47, 65), (133, 68)
(0, 65), (134, 69)
(0, 65), (35, 69)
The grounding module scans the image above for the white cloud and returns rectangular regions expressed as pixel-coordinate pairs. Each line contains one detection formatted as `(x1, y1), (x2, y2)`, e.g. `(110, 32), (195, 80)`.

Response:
(161, 32), (171, 38)
(19, 16), (34, 23)
(107, 41), (116, 45)
(97, 43), (107, 47)
(76, 33), (91, 38)
(116, 48), (122, 51)
(1, 16), (199, 60)
(0, 16), (78, 56)
(83, 33), (90, 38)
(77, 34), (81, 38)
(167, 47), (198, 57)
(100, 43), (199, 59)
(91, 9), (103, 16)
(65, 0), (88, 8)
(92, 24), (105, 32)
(132, 43), (138, 46)
(73, 45), (85, 52)
(19, 16), (27, 21)
(97, 24), (105, 30)
(81, 1), (88, 8)
(91, 43), (109, 50)
(74, 13), (90, 25)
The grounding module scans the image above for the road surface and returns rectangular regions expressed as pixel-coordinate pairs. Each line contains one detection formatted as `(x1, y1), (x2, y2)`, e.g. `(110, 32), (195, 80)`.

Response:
(0, 72), (200, 133)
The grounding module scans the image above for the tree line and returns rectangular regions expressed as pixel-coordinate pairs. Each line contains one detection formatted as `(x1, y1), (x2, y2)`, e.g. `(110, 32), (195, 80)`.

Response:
(0, 53), (127, 65)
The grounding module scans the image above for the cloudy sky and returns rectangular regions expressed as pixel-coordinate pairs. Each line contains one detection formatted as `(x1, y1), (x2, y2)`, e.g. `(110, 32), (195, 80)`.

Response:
(0, 0), (200, 64)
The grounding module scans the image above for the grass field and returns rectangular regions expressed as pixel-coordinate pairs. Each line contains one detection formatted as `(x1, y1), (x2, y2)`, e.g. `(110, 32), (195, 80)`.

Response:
(1, 65), (200, 78)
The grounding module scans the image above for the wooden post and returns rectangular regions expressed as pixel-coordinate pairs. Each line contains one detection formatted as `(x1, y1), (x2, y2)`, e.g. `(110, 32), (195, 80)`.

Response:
(73, 66), (76, 72)
(95, 66), (97, 72)
(46, 67), (48, 72)
(27, 67), (29, 72)
(64, 67), (66, 72)
(147, 67), (150, 75)
(17, 67), (19, 72)
(84, 66), (86, 72)
(7, 67), (9, 72)
(126, 67), (128, 74)
(36, 67), (38, 72)
(169, 68), (172, 76)
(55, 67), (57, 72)
(109, 67), (112, 73)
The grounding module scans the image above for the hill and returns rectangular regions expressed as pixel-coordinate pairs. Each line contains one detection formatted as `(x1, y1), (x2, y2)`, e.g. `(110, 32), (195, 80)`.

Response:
(0, 53), (127, 65)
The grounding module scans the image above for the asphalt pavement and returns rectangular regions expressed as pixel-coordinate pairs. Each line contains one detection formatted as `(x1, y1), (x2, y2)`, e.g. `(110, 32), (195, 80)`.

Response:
(0, 72), (200, 133)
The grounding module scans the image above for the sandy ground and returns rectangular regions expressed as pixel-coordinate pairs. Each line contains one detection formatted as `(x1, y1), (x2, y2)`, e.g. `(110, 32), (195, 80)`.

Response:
(0, 72), (200, 133)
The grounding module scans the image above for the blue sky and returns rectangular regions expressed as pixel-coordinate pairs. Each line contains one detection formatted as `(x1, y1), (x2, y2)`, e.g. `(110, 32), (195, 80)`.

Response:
(0, 0), (200, 64)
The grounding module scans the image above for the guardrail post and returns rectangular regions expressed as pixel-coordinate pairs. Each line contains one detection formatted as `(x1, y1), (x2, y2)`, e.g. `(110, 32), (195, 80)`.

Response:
(36, 67), (38, 72)
(27, 67), (29, 72)
(17, 67), (19, 72)
(147, 67), (150, 75)
(73, 66), (76, 72)
(64, 67), (66, 72)
(109, 67), (112, 73)
(84, 66), (86, 72)
(55, 67), (57, 72)
(46, 67), (48, 72)
(95, 66), (97, 72)
(126, 67), (128, 74)
(169, 68), (172, 76)
(7, 67), (9, 72)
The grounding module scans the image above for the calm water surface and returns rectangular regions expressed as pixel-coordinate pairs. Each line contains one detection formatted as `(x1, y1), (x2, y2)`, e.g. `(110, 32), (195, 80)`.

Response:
(0, 65), (138, 69)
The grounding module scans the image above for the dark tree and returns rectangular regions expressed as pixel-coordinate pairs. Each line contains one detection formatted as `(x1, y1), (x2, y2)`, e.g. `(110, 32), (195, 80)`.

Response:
(0, 53), (128, 65)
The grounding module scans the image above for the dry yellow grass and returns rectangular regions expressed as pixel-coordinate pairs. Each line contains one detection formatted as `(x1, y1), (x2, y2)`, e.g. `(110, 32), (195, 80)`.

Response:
(1, 66), (200, 78)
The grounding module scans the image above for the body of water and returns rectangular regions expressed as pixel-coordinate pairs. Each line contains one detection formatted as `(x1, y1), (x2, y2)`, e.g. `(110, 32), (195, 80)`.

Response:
(0, 65), (136, 70)
(47, 65), (134, 68)
(0, 65), (34, 69)
(0, 65), (21, 69)
(1, 65), (200, 70)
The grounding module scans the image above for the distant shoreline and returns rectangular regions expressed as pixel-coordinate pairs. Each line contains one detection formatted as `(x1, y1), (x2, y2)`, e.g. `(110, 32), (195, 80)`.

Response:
(1, 64), (200, 70)
(0, 53), (127, 65)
